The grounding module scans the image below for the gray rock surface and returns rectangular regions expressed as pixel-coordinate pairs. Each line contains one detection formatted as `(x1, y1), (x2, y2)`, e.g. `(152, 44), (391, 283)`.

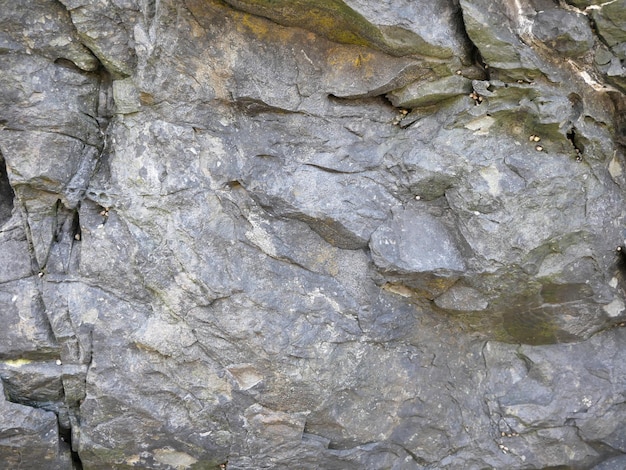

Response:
(1, 0), (626, 468)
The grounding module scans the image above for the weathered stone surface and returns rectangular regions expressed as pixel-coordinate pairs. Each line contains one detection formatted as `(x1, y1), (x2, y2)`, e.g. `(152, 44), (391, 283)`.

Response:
(483, 329), (626, 468)
(0, 382), (72, 469)
(0, 0), (98, 71)
(532, 9), (593, 58)
(221, 0), (470, 60)
(387, 74), (474, 108)
(57, 0), (139, 77)
(0, 278), (59, 360)
(460, 0), (540, 78)
(1, 0), (626, 468)
(434, 285), (489, 311)
(589, 1), (626, 58)
(370, 207), (465, 298)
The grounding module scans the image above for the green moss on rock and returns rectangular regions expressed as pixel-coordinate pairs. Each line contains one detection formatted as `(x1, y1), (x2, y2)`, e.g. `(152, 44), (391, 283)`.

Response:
(222, 0), (452, 57)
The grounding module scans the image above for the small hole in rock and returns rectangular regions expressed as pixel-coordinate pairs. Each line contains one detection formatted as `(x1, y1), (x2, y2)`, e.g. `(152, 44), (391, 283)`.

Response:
(615, 246), (626, 280)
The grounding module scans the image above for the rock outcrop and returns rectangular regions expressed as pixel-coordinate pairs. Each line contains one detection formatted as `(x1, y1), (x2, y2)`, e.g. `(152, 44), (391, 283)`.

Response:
(1, 0), (626, 468)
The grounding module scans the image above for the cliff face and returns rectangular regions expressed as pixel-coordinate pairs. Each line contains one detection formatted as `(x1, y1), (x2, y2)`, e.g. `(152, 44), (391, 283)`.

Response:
(1, 1), (626, 468)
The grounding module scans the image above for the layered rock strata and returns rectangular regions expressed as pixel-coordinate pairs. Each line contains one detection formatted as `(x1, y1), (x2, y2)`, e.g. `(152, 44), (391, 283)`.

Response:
(1, 0), (626, 468)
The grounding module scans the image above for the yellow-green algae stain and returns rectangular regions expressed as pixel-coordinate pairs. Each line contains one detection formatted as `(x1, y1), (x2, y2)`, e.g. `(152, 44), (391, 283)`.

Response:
(2, 358), (33, 367)
(221, 0), (453, 58)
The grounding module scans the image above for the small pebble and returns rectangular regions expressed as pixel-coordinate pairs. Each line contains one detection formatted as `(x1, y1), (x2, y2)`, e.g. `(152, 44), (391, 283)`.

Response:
(415, 195), (421, 200)
(533, 135), (541, 142)
(469, 92), (483, 104)
(535, 145), (543, 152)
(74, 233), (81, 241)
(56, 359), (62, 366)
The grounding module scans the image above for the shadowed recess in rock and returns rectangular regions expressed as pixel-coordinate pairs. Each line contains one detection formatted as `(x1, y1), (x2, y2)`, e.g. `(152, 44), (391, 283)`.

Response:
(0, 151), (14, 226)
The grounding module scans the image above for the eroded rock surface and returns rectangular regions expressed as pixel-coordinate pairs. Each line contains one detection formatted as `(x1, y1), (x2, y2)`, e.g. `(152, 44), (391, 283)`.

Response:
(1, 0), (626, 468)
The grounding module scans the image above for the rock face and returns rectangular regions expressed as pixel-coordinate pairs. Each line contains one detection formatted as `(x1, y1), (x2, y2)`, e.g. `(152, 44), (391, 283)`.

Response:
(1, 0), (626, 468)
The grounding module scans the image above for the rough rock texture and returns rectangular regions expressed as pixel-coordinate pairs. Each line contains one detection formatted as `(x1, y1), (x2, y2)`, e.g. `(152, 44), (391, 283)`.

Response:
(1, 0), (626, 468)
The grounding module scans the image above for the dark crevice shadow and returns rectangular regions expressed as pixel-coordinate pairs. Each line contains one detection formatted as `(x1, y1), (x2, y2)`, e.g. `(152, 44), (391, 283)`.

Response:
(0, 151), (15, 227)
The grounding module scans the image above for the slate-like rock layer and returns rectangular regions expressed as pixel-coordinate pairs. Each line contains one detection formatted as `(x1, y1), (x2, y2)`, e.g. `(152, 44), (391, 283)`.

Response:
(1, 0), (626, 468)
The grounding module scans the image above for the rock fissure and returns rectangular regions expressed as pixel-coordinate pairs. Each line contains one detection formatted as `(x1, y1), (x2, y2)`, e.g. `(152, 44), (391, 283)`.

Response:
(0, 152), (14, 228)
